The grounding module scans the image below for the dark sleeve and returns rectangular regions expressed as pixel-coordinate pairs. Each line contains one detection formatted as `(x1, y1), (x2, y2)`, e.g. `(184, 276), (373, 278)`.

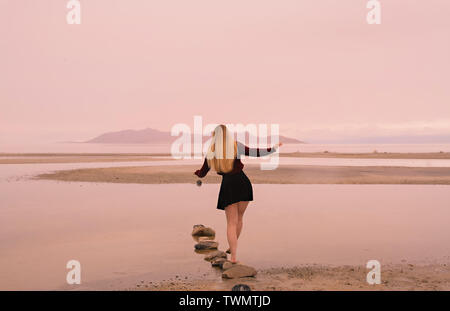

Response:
(237, 142), (276, 158)
(194, 158), (210, 178)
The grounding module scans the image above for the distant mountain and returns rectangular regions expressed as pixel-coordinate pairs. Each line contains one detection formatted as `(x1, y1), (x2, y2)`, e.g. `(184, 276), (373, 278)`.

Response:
(84, 128), (304, 144)
(86, 128), (171, 144)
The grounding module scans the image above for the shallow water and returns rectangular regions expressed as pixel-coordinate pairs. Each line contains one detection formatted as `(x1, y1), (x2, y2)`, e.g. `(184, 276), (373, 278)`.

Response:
(1, 163), (450, 290)
(3, 142), (450, 153)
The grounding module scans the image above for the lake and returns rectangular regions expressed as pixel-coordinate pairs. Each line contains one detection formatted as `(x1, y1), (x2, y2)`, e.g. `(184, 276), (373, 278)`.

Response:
(3, 142), (450, 153)
(1, 162), (449, 290)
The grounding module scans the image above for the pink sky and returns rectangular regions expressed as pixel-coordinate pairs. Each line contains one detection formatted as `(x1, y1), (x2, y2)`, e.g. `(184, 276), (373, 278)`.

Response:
(1, 1), (449, 144)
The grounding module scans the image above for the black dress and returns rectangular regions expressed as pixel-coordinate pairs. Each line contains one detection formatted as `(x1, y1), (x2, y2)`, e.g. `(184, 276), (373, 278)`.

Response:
(216, 170), (253, 210)
(194, 142), (276, 210)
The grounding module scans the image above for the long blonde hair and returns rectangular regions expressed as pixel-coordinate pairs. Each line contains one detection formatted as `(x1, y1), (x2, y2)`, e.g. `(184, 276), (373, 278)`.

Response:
(206, 125), (237, 173)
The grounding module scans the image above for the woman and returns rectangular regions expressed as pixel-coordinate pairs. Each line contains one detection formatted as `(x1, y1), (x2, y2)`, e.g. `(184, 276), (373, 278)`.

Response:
(194, 124), (282, 264)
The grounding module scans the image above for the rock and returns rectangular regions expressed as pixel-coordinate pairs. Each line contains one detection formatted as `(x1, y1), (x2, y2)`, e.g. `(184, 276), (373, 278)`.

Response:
(211, 257), (228, 267)
(198, 236), (213, 241)
(204, 250), (227, 262)
(222, 261), (234, 270)
(232, 284), (251, 291)
(192, 224), (216, 237)
(194, 240), (218, 250)
(222, 264), (257, 279)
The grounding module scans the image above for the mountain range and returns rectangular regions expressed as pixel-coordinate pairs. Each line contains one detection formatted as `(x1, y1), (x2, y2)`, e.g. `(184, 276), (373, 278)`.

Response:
(84, 128), (304, 144)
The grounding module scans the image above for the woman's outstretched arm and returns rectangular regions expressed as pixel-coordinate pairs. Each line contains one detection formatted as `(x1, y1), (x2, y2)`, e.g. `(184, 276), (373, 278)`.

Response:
(237, 141), (282, 157)
(194, 158), (210, 177)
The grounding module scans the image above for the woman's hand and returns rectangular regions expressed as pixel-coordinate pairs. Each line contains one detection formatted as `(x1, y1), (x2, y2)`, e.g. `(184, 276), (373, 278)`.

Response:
(274, 142), (283, 149)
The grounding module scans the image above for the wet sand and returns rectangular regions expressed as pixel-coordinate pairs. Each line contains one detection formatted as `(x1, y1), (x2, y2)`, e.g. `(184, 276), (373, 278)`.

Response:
(36, 164), (450, 185)
(139, 262), (450, 291)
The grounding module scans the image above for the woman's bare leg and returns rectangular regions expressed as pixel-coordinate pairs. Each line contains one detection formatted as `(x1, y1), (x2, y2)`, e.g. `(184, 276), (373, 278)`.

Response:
(225, 203), (239, 263)
(226, 201), (249, 254)
(236, 201), (249, 239)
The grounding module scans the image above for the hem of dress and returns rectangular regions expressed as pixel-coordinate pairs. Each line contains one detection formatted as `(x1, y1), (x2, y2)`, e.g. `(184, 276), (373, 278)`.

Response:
(217, 198), (253, 210)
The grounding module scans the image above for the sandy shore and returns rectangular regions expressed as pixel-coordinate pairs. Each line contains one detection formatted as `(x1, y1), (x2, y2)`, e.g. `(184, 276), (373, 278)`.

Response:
(36, 164), (450, 185)
(135, 262), (450, 291)
(2, 151), (450, 164)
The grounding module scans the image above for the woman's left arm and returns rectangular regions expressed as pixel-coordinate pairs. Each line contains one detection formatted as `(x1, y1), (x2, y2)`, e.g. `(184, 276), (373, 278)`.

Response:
(238, 142), (282, 157)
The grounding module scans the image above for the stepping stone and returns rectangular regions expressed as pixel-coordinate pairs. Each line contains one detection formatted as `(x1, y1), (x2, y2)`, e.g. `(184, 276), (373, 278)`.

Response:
(211, 257), (227, 267)
(222, 261), (234, 270)
(191, 224), (216, 237)
(198, 236), (213, 242)
(222, 264), (257, 279)
(232, 284), (252, 291)
(194, 240), (218, 250)
(204, 250), (227, 261)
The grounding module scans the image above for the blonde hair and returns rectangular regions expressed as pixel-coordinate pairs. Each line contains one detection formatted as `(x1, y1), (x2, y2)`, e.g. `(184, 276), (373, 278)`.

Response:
(206, 125), (237, 173)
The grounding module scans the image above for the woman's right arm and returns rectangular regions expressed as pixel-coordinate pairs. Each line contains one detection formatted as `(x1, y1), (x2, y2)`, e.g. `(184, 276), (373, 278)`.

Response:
(194, 158), (210, 178)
